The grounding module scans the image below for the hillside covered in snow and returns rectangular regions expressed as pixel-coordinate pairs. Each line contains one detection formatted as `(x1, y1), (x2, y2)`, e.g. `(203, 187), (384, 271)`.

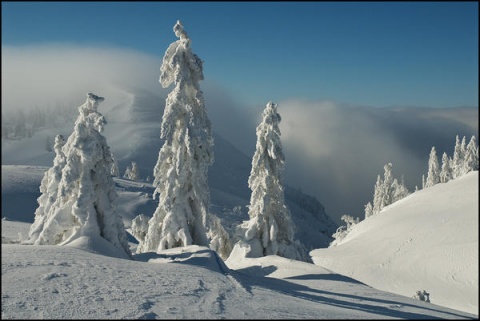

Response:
(311, 171), (479, 315)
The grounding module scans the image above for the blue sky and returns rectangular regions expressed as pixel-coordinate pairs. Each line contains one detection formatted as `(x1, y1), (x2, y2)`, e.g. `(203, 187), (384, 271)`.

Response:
(2, 1), (478, 108)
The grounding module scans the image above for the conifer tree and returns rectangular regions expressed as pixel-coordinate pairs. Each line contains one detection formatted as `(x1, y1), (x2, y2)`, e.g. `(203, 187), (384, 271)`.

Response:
(425, 146), (440, 188)
(26, 93), (131, 258)
(439, 152), (452, 183)
(372, 175), (384, 215)
(464, 135), (478, 173)
(28, 134), (66, 242)
(124, 161), (140, 180)
(368, 163), (409, 216)
(364, 202), (373, 219)
(137, 21), (216, 253)
(382, 163), (394, 206)
(230, 102), (305, 261)
(123, 165), (132, 179)
(452, 135), (464, 178)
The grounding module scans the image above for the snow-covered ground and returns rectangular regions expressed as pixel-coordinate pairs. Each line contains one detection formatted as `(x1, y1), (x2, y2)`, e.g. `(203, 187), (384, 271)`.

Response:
(2, 221), (477, 319)
(311, 171), (479, 315)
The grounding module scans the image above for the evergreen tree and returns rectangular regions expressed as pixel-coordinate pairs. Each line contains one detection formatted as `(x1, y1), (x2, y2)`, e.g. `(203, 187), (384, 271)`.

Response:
(131, 214), (150, 244)
(369, 163), (409, 216)
(439, 152), (453, 183)
(425, 146), (440, 188)
(25, 93), (131, 258)
(459, 136), (468, 176)
(372, 175), (384, 215)
(27, 134), (66, 243)
(382, 163), (394, 207)
(452, 135), (464, 178)
(138, 21), (215, 253)
(230, 102), (305, 261)
(129, 161), (140, 180)
(391, 176), (409, 203)
(123, 165), (132, 179)
(464, 135), (478, 173)
(364, 202), (373, 219)
(330, 214), (360, 247)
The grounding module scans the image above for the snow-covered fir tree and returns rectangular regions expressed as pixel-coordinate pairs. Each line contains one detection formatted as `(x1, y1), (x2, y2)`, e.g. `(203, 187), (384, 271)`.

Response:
(25, 93), (131, 258)
(459, 136), (468, 176)
(364, 202), (373, 219)
(27, 134), (66, 243)
(138, 21), (228, 254)
(425, 146), (440, 188)
(124, 161), (140, 180)
(391, 176), (409, 203)
(131, 214), (150, 245)
(382, 163), (394, 206)
(330, 214), (360, 247)
(371, 175), (384, 216)
(123, 165), (131, 179)
(464, 135), (478, 173)
(367, 163), (409, 218)
(439, 152), (453, 183)
(229, 102), (306, 261)
(452, 135), (464, 178)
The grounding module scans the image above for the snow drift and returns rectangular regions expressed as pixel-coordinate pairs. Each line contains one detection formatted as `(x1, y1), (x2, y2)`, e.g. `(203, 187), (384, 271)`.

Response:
(311, 171), (479, 315)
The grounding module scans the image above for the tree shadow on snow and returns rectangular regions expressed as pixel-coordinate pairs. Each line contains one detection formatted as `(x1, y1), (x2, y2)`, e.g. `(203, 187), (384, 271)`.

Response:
(132, 249), (230, 275)
(228, 270), (475, 320)
(285, 273), (367, 285)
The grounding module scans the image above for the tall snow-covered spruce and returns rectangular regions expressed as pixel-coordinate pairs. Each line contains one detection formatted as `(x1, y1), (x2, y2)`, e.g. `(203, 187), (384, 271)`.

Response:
(228, 102), (306, 261)
(27, 134), (66, 242)
(137, 21), (226, 254)
(26, 93), (131, 258)
(425, 146), (440, 188)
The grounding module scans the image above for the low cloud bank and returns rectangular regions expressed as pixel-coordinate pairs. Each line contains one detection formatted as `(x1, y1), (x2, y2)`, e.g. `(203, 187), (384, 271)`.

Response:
(2, 44), (477, 224)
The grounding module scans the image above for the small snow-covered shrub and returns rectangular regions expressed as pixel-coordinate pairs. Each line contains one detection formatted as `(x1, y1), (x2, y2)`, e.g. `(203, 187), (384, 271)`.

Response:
(413, 290), (430, 303)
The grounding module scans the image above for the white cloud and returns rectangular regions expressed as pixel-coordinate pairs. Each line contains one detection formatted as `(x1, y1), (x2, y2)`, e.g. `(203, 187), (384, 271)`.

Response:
(1, 44), (164, 109)
(278, 99), (478, 223)
(2, 44), (477, 225)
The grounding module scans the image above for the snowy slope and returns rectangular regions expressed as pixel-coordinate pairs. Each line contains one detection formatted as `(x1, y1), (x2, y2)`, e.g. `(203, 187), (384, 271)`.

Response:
(311, 171), (479, 315)
(2, 223), (477, 319)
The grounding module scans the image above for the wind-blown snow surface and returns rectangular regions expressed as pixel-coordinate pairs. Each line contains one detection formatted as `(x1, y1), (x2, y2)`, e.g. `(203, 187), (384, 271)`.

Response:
(311, 171), (479, 315)
(2, 227), (477, 319)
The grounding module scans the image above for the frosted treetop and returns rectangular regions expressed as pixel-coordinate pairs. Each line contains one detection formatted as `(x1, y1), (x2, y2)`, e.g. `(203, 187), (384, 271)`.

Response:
(160, 20), (203, 88)
(264, 101), (281, 124)
(174, 20), (189, 41)
(79, 93), (107, 132)
(87, 92), (104, 103)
